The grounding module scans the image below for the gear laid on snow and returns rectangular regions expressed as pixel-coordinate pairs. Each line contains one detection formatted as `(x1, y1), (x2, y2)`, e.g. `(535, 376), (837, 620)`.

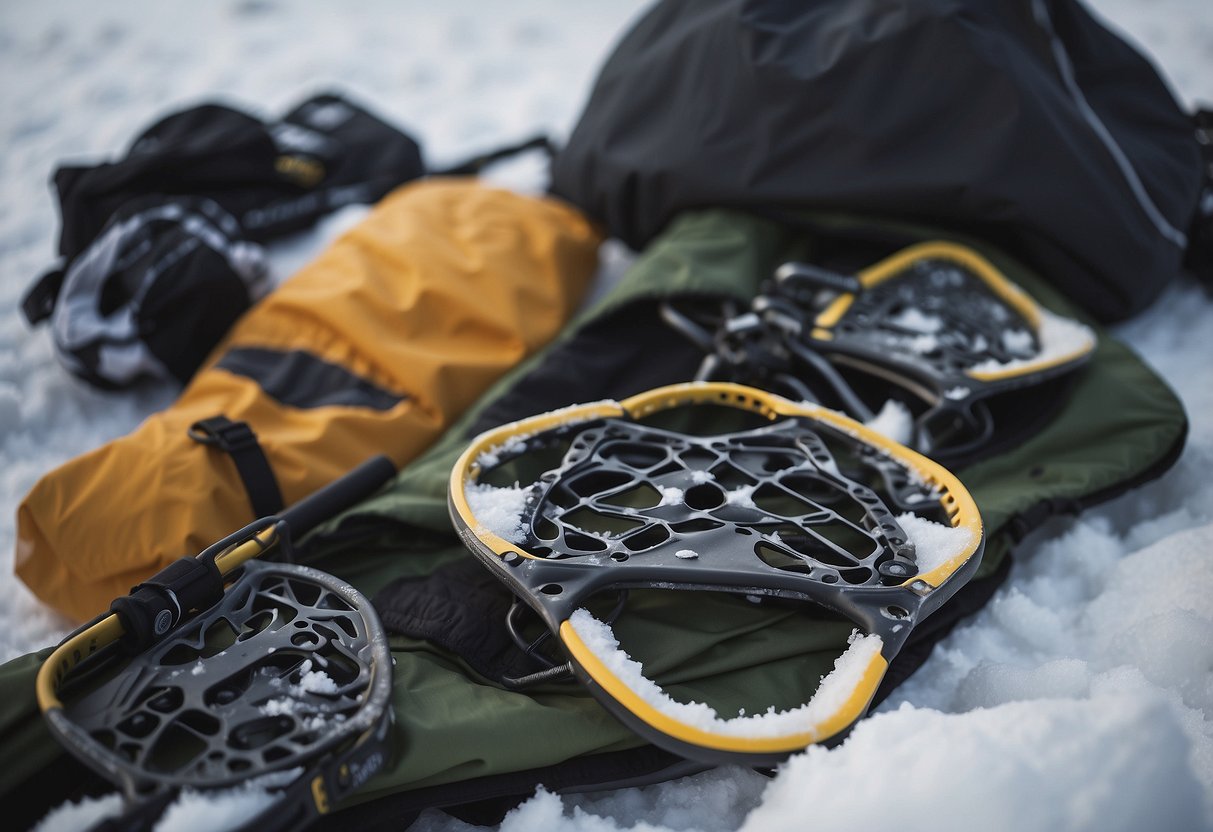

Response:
(15, 179), (602, 623)
(0, 208), (1189, 830)
(664, 242), (1097, 461)
(450, 382), (984, 765)
(4, 0), (1204, 824)
(37, 456), (396, 832)
(23, 92), (425, 388)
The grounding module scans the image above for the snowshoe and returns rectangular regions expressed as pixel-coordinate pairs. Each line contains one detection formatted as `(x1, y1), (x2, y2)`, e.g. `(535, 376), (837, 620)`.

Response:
(37, 457), (397, 832)
(663, 242), (1097, 461)
(449, 382), (983, 766)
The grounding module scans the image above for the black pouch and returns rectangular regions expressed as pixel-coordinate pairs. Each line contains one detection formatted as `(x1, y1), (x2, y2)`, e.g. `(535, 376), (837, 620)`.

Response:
(23, 92), (425, 388)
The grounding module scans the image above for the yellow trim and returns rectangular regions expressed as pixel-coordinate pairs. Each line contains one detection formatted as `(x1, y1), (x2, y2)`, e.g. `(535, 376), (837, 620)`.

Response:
(813, 241), (1041, 332)
(449, 401), (625, 561)
(561, 618), (888, 753)
(311, 775), (331, 814)
(37, 525), (281, 713)
(213, 527), (278, 574)
(965, 353), (1086, 382)
(275, 155), (326, 189)
(621, 382), (784, 421)
(36, 613), (126, 711)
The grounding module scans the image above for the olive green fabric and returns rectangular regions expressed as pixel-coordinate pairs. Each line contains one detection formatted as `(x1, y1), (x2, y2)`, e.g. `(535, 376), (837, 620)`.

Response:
(310, 210), (1186, 804)
(0, 210), (1186, 817)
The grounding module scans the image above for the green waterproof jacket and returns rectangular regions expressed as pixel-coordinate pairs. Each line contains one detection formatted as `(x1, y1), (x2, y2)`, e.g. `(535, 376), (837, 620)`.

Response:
(1, 210), (1187, 829)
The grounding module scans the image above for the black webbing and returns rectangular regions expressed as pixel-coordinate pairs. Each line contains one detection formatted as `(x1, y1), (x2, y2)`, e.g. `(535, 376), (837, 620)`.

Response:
(189, 415), (284, 519)
(430, 134), (554, 177)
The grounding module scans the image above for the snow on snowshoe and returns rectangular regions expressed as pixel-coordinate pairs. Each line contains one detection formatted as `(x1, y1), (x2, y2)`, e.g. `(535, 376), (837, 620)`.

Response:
(36, 457), (396, 832)
(663, 242), (1097, 460)
(449, 382), (983, 765)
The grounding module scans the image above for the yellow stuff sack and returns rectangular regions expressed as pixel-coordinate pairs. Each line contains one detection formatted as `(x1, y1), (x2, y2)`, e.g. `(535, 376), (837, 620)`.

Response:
(16, 178), (601, 621)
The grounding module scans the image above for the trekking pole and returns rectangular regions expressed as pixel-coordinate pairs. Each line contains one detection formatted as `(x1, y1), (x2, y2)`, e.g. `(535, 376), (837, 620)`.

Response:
(36, 454), (396, 711)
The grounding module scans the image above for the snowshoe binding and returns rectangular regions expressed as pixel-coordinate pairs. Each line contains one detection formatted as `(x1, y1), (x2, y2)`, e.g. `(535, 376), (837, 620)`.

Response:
(662, 242), (1097, 461)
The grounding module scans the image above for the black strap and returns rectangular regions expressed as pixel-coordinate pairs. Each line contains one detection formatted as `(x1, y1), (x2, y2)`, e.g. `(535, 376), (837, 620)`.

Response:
(373, 559), (547, 684)
(188, 415), (284, 519)
(1186, 109), (1213, 291)
(110, 556), (226, 651)
(21, 265), (66, 326)
(431, 134), (554, 177)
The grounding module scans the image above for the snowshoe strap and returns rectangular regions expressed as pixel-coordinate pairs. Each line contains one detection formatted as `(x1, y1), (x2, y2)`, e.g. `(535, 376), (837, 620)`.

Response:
(430, 134), (554, 177)
(668, 241), (1096, 461)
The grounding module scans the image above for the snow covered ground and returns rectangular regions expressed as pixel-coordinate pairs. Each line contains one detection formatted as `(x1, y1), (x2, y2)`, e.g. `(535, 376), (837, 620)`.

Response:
(2, 1), (1211, 830)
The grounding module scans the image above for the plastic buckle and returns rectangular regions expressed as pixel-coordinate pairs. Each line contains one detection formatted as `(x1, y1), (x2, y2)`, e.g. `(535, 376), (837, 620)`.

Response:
(188, 417), (258, 452)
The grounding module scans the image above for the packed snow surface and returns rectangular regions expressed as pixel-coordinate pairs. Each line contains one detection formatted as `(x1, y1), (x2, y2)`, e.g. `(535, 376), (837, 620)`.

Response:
(569, 610), (884, 739)
(32, 770), (304, 832)
(2, 1), (1212, 831)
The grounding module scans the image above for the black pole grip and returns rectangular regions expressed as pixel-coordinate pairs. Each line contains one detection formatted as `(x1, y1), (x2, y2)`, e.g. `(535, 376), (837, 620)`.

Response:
(278, 455), (397, 538)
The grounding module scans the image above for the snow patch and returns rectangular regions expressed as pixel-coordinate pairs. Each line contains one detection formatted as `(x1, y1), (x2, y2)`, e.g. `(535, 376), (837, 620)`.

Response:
(864, 400), (914, 445)
(724, 484), (757, 508)
(34, 770), (306, 832)
(1001, 327), (1035, 355)
(906, 333), (940, 354)
(741, 694), (1205, 832)
(475, 400), (620, 469)
(260, 697), (329, 731)
(569, 609), (883, 739)
(153, 769), (304, 832)
(968, 307), (1095, 375)
(896, 513), (974, 573)
(297, 659), (339, 694)
(890, 307), (944, 333)
(656, 485), (684, 507)
(464, 482), (532, 544)
(32, 794), (124, 832)
(475, 434), (529, 470)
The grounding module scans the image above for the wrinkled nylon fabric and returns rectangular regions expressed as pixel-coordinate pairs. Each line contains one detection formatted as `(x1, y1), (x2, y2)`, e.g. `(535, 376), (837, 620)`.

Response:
(550, 0), (1204, 321)
(14, 179), (602, 621)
